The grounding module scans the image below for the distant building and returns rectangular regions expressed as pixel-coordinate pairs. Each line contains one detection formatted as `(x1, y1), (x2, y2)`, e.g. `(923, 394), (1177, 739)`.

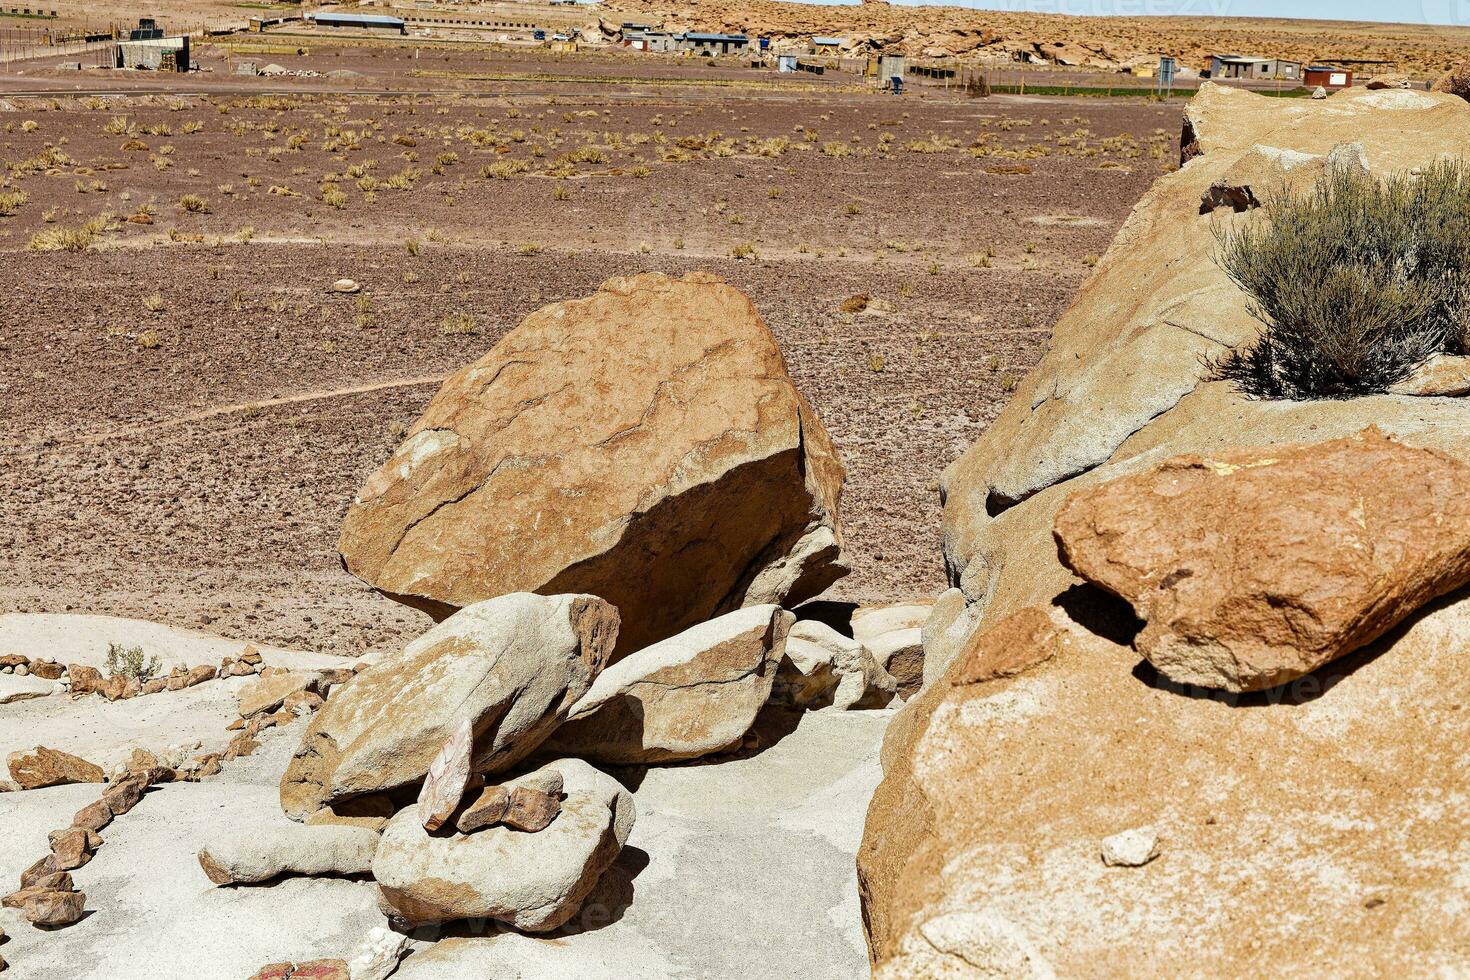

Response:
(306, 11), (406, 33)
(116, 35), (189, 71)
(810, 36), (844, 55)
(1207, 54), (1301, 81)
(1303, 65), (1353, 89)
(679, 32), (749, 56)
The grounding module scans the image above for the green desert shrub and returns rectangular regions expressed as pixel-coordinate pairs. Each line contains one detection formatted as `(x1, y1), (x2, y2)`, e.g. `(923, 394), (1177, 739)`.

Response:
(105, 642), (161, 681)
(1210, 159), (1470, 399)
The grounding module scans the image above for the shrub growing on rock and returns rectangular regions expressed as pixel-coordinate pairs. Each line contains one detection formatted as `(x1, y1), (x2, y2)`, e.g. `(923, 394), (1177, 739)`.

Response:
(1211, 160), (1470, 399)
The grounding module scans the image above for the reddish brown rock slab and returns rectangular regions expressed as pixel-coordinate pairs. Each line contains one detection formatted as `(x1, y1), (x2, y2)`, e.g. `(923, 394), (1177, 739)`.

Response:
(0, 654), (26, 669)
(337, 271), (848, 660)
(27, 661), (63, 681)
(247, 965), (295, 980)
(1054, 428), (1470, 692)
(19, 855), (57, 888)
(288, 961), (349, 980)
(503, 786), (561, 833)
(102, 773), (148, 816)
(7, 747), (105, 790)
(72, 799), (113, 833)
(65, 664), (103, 696)
(17, 888), (85, 927)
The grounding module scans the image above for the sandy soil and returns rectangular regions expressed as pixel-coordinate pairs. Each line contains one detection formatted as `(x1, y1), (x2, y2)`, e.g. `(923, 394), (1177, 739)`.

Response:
(0, 44), (1177, 657)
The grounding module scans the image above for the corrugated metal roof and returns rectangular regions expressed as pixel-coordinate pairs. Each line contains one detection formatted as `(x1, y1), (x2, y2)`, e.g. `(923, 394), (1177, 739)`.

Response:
(812, 36), (844, 45)
(307, 12), (405, 27)
(684, 32), (748, 42)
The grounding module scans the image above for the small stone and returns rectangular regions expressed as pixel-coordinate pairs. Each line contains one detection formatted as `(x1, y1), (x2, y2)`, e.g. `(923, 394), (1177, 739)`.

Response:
(283, 689), (325, 715)
(19, 855), (56, 887)
(126, 748), (160, 772)
(102, 772), (148, 815)
(0, 655), (25, 668)
(1311, 85), (1328, 98)
(456, 768), (563, 834)
(14, 664), (27, 677)
(19, 888), (85, 927)
(332, 278), (361, 294)
(73, 799), (113, 833)
(66, 664), (104, 695)
(503, 785), (561, 832)
(28, 661), (64, 681)
(48, 828), (96, 870)
(346, 925), (409, 980)
(141, 678), (168, 695)
(1101, 826), (1160, 867)
(240, 645), (263, 666)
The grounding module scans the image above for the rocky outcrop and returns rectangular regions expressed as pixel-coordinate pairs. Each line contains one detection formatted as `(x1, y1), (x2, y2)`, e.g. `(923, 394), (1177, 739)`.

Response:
(1054, 429), (1470, 692)
(338, 272), (846, 659)
(280, 593), (617, 820)
(863, 86), (1470, 974)
(373, 759), (634, 932)
(198, 822), (380, 885)
(541, 605), (791, 764)
(850, 601), (931, 699)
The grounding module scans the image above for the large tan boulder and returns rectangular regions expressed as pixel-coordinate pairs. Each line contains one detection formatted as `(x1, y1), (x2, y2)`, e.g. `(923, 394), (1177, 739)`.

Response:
(338, 272), (847, 659)
(7, 746), (105, 789)
(373, 758), (633, 932)
(1054, 429), (1470, 692)
(864, 86), (1470, 973)
(864, 591), (1470, 976)
(540, 605), (792, 764)
(280, 593), (617, 820)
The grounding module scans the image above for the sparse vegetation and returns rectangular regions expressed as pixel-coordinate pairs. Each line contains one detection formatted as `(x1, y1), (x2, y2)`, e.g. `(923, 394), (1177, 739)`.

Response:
(1211, 161), (1470, 400)
(105, 642), (161, 681)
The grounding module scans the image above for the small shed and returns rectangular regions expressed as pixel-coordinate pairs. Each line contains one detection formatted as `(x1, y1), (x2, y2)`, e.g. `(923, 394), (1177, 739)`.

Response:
(1304, 65), (1352, 89)
(116, 35), (189, 71)
(305, 12), (406, 34)
(680, 32), (749, 57)
(777, 54), (797, 72)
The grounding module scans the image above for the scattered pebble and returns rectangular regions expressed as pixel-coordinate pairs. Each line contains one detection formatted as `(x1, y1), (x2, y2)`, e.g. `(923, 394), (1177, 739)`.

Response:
(1101, 826), (1160, 867)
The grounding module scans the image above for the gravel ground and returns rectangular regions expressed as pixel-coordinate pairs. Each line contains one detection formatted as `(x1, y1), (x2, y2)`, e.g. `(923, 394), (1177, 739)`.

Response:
(0, 59), (1180, 656)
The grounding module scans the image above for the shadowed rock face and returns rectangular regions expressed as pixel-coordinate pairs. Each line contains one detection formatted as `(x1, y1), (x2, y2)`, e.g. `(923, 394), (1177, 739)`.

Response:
(338, 271), (847, 660)
(280, 593), (617, 821)
(862, 86), (1470, 974)
(1055, 429), (1470, 693)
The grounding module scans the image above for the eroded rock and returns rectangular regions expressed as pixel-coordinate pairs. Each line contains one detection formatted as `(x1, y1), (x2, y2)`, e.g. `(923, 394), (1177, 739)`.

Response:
(281, 593), (616, 820)
(7, 746), (105, 789)
(338, 272), (847, 659)
(198, 821), (380, 885)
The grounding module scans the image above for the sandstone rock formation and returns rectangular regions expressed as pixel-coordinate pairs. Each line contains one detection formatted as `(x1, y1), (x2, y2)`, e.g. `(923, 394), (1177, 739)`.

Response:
(849, 601), (930, 698)
(1054, 429), (1470, 691)
(863, 85), (1470, 974)
(198, 822), (380, 885)
(540, 605), (791, 764)
(338, 272), (846, 659)
(280, 593), (617, 820)
(373, 758), (634, 931)
(772, 620), (894, 710)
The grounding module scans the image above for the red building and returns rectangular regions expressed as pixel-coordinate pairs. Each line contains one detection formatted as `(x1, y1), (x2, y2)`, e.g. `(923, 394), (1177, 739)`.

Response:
(1303, 65), (1353, 90)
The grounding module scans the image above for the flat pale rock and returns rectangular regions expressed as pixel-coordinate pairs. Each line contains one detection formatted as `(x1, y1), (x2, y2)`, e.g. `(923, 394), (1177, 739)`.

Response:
(1389, 353), (1470, 397)
(1101, 827), (1160, 868)
(373, 758), (633, 932)
(346, 925), (408, 980)
(0, 673), (56, 705)
(281, 593), (617, 820)
(1055, 429), (1470, 691)
(8, 746), (105, 789)
(238, 671), (316, 719)
(416, 717), (473, 831)
(198, 820), (380, 885)
(542, 605), (792, 764)
(338, 271), (847, 659)
(774, 619), (894, 711)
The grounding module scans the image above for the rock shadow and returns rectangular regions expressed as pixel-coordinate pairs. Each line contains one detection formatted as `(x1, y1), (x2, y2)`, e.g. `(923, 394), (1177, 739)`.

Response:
(1131, 580), (1470, 707)
(1052, 583), (1143, 647)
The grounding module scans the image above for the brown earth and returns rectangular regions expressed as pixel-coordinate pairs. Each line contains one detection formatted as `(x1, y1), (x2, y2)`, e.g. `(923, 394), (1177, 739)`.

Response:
(0, 42), (1177, 658)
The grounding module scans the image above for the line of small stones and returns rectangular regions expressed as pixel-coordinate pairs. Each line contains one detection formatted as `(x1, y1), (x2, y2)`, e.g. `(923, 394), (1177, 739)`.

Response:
(0, 645), (273, 702)
(0, 667), (356, 972)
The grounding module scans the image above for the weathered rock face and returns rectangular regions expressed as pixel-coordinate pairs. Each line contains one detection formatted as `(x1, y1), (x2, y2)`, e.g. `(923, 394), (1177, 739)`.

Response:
(864, 591), (1470, 975)
(280, 593), (617, 820)
(198, 821), (381, 885)
(337, 272), (846, 659)
(864, 86), (1470, 974)
(1054, 429), (1470, 692)
(373, 758), (634, 932)
(542, 605), (791, 764)
(850, 601), (931, 699)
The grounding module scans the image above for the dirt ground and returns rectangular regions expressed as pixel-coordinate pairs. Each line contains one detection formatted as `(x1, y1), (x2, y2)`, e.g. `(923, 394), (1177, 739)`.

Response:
(0, 43), (1179, 657)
